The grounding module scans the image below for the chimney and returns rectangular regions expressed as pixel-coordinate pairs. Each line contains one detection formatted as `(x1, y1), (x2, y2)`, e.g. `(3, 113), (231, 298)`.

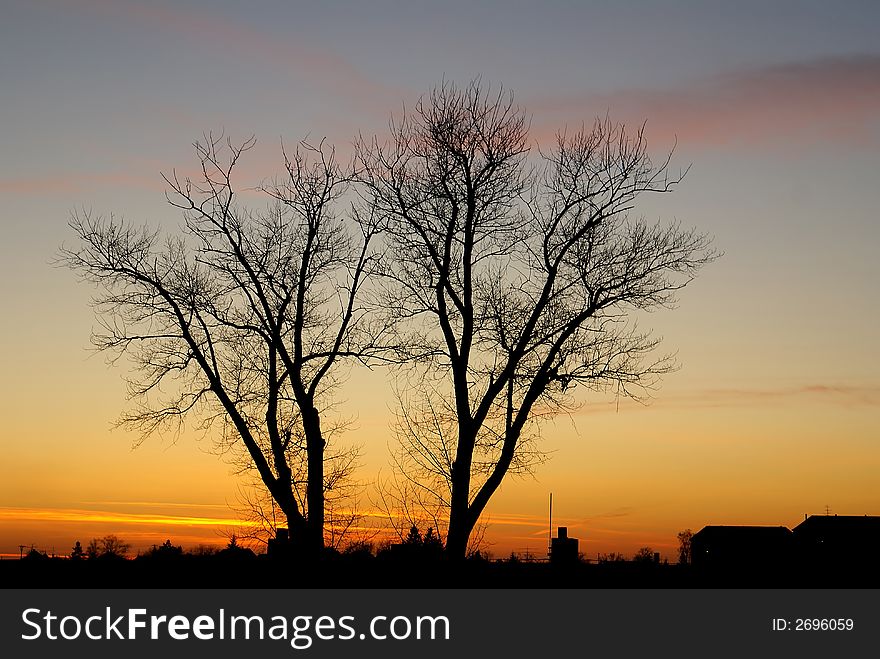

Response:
(558, 527), (568, 539)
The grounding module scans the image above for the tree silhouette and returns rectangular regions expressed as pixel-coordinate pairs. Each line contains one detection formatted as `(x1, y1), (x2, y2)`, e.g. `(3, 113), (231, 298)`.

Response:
(70, 540), (84, 561)
(234, 475), (371, 552)
(218, 534), (256, 560)
(86, 535), (130, 560)
(391, 524), (444, 562)
(356, 80), (715, 560)
(85, 538), (100, 560)
(423, 526), (442, 549)
(62, 136), (390, 558)
(677, 529), (693, 565)
(404, 525), (423, 546)
(633, 546), (656, 563)
(141, 539), (183, 559)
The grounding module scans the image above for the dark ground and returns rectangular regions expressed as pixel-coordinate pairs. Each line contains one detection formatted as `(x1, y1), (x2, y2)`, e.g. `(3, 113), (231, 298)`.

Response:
(3, 555), (878, 589)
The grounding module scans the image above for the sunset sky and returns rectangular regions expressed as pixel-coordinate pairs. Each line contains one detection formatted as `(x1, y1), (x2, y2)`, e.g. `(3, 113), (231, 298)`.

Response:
(2, 0), (879, 561)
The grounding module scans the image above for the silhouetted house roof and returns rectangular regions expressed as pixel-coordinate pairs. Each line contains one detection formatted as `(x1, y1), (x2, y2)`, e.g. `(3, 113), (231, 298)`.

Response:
(792, 515), (880, 563)
(691, 526), (792, 568)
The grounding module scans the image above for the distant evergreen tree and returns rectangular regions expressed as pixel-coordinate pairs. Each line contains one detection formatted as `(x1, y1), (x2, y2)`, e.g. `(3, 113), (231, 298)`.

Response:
(70, 540), (84, 561)
(142, 539), (183, 559)
(403, 525), (423, 546)
(218, 534), (256, 560)
(423, 527), (443, 558)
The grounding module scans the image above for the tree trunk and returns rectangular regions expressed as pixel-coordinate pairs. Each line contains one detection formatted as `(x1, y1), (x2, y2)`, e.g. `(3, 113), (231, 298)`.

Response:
(445, 467), (475, 561)
(285, 510), (307, 542)
(445, 421), (478, 561)
(303, 405), (326, 559)
(445, 514), (472, 562)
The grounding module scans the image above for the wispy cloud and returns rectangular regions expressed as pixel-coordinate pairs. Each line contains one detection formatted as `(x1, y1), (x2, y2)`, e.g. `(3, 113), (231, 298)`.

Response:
(78, 500), (230, 510)
(530, 55), (880, 149)
(62, 0), (398, 114)
(681, 383), (880, 408)
(579, 383), (880, 415)
(0, 506), (248, 528)
(582, 507), (634, 522)
(483, 508), (633, 532)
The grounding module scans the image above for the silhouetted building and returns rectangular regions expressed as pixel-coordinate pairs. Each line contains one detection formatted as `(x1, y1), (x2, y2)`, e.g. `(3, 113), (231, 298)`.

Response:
(792, 515), (880, 566)
(550, 527), (579, 566)
(691, 526), (792, 569)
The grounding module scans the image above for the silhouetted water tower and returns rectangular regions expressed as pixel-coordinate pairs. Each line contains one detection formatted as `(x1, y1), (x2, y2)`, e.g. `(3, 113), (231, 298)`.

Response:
(550, 527), (579, 566)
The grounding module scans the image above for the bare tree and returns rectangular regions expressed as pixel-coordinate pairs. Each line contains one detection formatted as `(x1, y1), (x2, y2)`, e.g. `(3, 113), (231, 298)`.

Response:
(356, 80), (715, 560)
(233, 453), (375, 552)
(677, 528), (694, 565)
(633, 546), (657, 563)
(87, 535), (130, 560)
(62, 135), (390, 558)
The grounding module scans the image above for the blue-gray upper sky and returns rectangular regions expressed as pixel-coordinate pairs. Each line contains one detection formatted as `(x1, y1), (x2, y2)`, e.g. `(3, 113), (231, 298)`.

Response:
(4, 0), (879, 173)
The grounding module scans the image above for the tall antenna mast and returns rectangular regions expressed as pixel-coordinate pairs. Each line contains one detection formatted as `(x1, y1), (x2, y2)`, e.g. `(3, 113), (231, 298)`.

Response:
(548, 492), (553, 558)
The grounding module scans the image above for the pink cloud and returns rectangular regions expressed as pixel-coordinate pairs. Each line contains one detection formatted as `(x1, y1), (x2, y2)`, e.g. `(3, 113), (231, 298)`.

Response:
(0, 142), (345, 198)
(61, 0), (401, 114)
(530, 55), (880, 149)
